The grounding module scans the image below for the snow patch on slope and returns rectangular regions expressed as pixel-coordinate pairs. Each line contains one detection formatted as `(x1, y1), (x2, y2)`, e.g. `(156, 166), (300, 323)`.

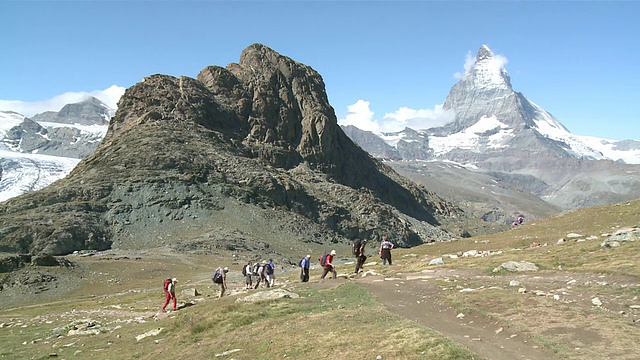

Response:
(429, 115), (514, 155)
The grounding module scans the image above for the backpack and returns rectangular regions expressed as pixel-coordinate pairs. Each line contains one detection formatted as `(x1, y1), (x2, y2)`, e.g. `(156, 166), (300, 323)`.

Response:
(265, 262), (274, 275)
(163, 278), (172, 292)
(242, 265), (247, 276)
(319, 253), (329, 266)
(212, 269), (223, 284)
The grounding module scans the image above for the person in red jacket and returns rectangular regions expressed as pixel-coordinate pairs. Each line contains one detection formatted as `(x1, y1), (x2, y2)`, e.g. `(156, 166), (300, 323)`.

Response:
(161, 278), (177, 312)
(320, 250), (337, 279)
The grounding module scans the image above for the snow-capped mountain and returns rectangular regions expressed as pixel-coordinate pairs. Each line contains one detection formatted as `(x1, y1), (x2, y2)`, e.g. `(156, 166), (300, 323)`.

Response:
(343, 45), (640, 211)
(435, 44), (640, 164)
(0, 97), (111, 202)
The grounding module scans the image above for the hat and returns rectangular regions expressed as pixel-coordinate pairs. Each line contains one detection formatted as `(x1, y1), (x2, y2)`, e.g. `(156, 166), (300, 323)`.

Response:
(223, 267), (229, 272)
(306, 254), (311, 258)
(362, 239), (367, 243)
(330, 250), (336, 255)
(172, 278), (177, 282)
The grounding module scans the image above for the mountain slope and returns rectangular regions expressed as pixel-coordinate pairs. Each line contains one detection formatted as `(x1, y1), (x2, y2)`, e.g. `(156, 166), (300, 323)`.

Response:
(0, 44), (462, 256)
(345, 45), (640, 213)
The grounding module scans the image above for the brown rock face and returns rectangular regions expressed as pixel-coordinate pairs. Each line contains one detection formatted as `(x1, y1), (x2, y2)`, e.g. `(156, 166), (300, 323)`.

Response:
(0, 44), (460, 256)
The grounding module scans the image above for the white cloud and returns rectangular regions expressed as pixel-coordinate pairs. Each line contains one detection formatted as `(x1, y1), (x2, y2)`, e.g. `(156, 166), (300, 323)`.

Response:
(453, 50), (509, 80)
(454, 51), (475, 80)
(0, 85), (125, 117)
(381, 105), (455, 132)
(338, 100), (455, 133)
(337, 100), (379, 132)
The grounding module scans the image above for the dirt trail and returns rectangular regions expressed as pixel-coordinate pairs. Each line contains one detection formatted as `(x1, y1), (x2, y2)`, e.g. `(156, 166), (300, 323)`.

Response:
(357, 270), (559, 360)
(354, 266), (640, 360)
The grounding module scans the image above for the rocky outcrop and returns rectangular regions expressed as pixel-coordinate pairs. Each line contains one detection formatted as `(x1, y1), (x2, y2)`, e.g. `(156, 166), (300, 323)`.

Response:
(0, 44), (461, 256)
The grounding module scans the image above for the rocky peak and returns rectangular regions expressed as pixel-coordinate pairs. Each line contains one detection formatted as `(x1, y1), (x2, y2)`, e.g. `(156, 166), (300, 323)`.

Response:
(476, 44), (494, 61)
(468, 45), (512, 91)
(0, 43), (460, 256)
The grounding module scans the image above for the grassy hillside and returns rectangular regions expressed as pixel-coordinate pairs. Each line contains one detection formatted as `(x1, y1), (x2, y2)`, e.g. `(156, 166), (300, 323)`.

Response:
(1, 199), (638, 359)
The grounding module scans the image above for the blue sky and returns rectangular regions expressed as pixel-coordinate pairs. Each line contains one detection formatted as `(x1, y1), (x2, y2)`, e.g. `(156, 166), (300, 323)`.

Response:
(1, 1), (638, 140)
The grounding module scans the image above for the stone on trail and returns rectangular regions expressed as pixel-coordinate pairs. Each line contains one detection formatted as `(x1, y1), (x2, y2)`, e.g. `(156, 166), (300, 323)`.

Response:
(493, 261), (538, 273)
(236, 288), (300, 303)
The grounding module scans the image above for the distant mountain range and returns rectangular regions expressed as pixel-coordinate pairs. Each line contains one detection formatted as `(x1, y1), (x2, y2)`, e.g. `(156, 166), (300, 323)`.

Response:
(343, 45), (640, 217)
(0, 97), (110, 201)
(1, 44), (638, 232)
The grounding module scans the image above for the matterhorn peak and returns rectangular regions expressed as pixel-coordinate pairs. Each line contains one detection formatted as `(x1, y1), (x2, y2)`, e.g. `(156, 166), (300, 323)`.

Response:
(476, 44), (494, 62)
(466, 44), (512, 91)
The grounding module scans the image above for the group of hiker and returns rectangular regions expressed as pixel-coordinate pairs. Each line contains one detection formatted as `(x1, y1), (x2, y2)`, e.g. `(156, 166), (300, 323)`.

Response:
(512, 215), (525, 227)
(240, 259), (277, 290)
(161, 236), (396, 311)
(303, 235), (395, 281)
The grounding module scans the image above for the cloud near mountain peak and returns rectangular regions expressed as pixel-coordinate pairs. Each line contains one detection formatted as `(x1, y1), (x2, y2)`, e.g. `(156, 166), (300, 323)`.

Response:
(0, 85), (125, 117)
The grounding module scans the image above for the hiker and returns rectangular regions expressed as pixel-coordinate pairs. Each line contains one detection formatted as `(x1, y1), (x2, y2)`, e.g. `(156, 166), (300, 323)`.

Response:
(243, 261), (253, 290)
(265, 259), (276, 287)
(353, 238), (367, 273)
(253, 261), (268, 289)
(161, 278), (178, 312)
(299, 254), (311, 282)
(320, 250), (337, 279)
(379, 236), (394, 265)
(212, 267), (229, 298)
(518, 215), (524, 225)
(252, 261), (260, 277)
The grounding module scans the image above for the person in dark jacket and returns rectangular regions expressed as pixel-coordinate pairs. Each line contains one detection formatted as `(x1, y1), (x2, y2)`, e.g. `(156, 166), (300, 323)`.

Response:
(353, 239), (367, 273)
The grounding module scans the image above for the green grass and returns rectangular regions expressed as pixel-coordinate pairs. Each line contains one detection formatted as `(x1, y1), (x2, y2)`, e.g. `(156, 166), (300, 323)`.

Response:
(1, 281), (478, 360)
(2, 199), (639, 359)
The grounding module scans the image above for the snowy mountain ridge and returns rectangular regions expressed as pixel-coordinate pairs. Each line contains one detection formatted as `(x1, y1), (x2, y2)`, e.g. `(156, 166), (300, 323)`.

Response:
(344, 45), (640, 211)
(0, 98), (110, 202)
(366, 44), (639, 164)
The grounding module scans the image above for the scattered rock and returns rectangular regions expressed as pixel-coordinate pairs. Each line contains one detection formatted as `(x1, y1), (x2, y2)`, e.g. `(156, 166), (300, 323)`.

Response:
(236, 289), (300, 303)
(509, 280), (521, 287)
(215, 349), (241, 357)
(592, 297), (603, 307)
(493, 261), (538, 273)
(181, 288), (200, 297)
(135, 328), (163, 341)
(601, 228), (640, 247)
(360, 270), (379, 277)
(428, 258), (444, 266)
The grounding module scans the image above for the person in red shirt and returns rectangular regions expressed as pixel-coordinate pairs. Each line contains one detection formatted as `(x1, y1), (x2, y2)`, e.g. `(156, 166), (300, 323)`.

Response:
(161, 278), (177, 312)
(320, 250), (337, 279)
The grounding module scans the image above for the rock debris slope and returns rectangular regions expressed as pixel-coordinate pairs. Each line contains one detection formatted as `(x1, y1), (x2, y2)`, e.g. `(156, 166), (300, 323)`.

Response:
(0, 44), (460, 256)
